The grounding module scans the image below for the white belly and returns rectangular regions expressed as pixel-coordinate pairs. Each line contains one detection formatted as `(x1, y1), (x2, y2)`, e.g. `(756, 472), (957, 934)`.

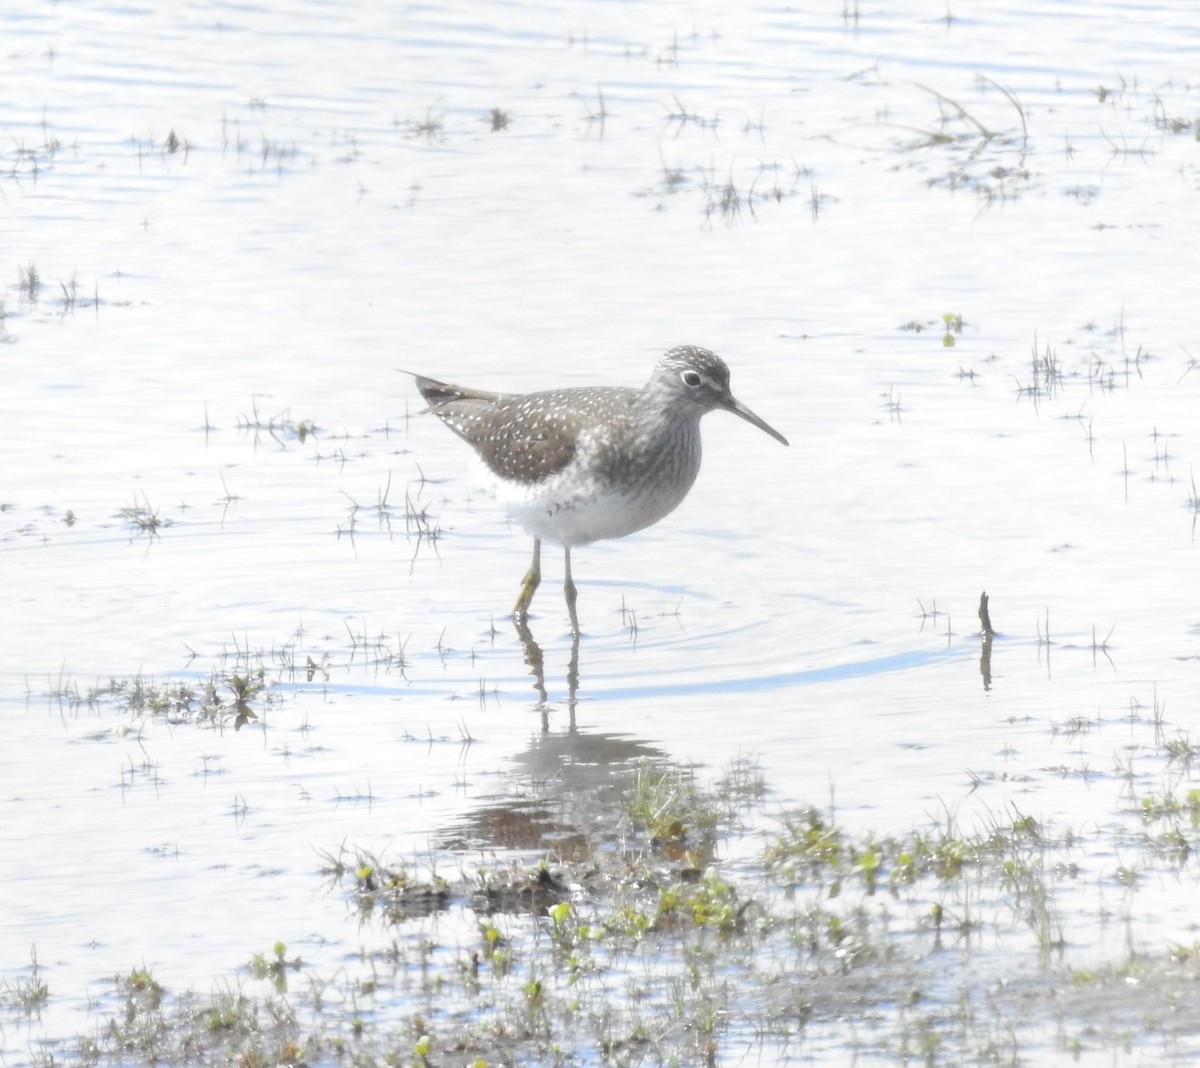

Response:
(496, 435), (701, 546)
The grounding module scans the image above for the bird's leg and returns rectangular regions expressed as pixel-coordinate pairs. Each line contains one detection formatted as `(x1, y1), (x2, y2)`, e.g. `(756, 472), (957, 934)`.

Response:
(563, 546), (580, 635)
(514, 538), (542, 621)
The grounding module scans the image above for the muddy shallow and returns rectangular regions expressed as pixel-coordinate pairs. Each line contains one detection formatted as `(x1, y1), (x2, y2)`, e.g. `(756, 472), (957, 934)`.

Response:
(3, 1), (1200, 1064)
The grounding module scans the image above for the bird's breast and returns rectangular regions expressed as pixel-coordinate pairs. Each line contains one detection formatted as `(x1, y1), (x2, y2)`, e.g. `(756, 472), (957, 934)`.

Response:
(498, 420), (703, 546)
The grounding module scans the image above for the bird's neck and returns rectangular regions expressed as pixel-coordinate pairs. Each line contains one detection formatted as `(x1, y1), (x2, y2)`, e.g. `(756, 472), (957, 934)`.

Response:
(626, 395), (704, 467)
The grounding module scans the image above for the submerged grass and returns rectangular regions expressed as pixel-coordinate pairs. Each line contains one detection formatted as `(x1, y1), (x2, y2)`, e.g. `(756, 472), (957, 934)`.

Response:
(32, 666), (275, 732)
(0, 950), (49, 1019)
(16, 610), (1200, 1067)
(10, 726), (1200, 1066)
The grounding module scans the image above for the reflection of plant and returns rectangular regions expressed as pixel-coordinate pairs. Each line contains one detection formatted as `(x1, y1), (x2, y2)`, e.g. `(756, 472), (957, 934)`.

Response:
(249, 942), (303, 993)
(902, 77), (1032, 206)
(942, 312), (964, 348)
(0, 949), (49, 1016)
(119, 493), (171, 537)
(226, 673), (262, 729)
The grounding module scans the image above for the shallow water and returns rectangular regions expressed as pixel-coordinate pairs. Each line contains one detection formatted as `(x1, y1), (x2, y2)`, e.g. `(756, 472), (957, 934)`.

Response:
(3, 0), (1200, 1063)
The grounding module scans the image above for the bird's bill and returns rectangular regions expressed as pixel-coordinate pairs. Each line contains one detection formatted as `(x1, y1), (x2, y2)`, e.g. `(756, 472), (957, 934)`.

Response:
(725, 396), (789, 446)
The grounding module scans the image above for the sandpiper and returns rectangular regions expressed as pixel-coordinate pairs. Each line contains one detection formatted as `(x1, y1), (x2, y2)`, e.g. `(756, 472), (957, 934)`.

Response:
(413, 345), (788, 631)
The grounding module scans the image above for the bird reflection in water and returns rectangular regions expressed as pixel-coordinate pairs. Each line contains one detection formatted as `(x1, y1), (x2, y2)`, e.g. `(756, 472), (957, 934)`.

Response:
(513, 615), (582, 732)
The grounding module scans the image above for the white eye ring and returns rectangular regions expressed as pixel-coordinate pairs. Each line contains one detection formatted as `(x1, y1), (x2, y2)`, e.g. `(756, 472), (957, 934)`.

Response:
(681, 370), (702, 387)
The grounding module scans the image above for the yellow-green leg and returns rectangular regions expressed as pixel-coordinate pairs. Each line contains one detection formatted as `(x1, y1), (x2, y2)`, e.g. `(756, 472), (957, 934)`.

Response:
(564, 546), (580, 635)
(514, 537), (542, 621)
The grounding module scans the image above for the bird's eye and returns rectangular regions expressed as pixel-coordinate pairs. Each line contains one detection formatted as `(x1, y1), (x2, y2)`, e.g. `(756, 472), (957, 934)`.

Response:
(681, 371), (702, 388)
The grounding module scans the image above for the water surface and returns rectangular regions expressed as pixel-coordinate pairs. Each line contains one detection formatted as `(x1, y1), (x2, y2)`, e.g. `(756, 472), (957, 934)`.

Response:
(2, 1), (1199, 1063)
